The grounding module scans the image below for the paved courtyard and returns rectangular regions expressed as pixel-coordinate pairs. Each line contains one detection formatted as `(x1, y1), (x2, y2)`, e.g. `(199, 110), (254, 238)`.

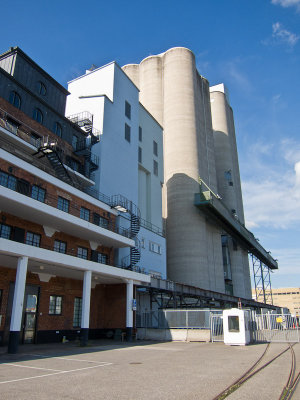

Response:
(0, 340), (299, 399)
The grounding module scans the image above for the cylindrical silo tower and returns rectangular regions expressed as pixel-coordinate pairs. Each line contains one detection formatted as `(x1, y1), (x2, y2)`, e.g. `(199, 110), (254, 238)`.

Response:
(210, 85), (251, 298)
(123, 48), (252, 297)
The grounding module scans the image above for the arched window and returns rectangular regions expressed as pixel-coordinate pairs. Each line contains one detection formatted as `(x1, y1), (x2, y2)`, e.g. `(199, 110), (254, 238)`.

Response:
(37, 81), (47, 96)
(33, 108), (43, 124)
(9, 91), (21, 109)
(53, 122), (62, 137)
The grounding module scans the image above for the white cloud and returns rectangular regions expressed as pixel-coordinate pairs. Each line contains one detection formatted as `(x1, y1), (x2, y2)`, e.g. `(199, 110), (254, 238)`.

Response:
(271, 0), (300, 12)
(242, 139), (300, 229)
(272, 22), (299, 47)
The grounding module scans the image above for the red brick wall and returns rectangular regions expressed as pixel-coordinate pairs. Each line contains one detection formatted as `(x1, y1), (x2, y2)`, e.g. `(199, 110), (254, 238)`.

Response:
(0, 266), (127, 332)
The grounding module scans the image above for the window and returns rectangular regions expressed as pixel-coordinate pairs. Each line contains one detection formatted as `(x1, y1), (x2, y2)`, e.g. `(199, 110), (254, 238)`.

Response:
(97, 252), (107, 264)
(37, 81), (47, 96)
(77, 247), (88, 260)
(224, 170), (233, 186)
(31, 185), (45, 202)
(125, 101), (131, 119)
(72, 135), (78, 150)
(54, 240), (66, 254)
(149, 241), (161, 254)
(0, 223), (11, 239)
(33, 108), (43, 124)
(153, 160), (158, 176)
(153, 140), (158, 156)
(73, 297), (82, 327)
(0, 171), (17, 190)
(93, 213), (109, 229)
(9, 91), (21, 109)
(125, 123), (131, 142)
(57, 196), (70, 213)
(138, 147), (142, 163)
(49, 295), (62, 315)
(80, 207), (90, 222)
(53, 122), (62, 137)
(228, 316), (240, 332)
(139, 126), (142, 142)
(26, 232), (41, 247)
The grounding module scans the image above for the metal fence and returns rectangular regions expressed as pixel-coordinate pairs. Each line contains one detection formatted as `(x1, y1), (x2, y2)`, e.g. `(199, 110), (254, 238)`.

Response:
(210, 314), (224, 342)
(136, 309), (217, 329)
(251, 313), (299, 343)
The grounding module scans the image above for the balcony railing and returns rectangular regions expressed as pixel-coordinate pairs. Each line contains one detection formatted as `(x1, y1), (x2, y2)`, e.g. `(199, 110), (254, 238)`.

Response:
(0, 172), (133, 240)
(0, 107), (98, 181)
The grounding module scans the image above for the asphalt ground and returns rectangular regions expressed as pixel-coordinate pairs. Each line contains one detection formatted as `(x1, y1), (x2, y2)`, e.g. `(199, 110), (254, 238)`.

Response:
(0, 340), (299, 399)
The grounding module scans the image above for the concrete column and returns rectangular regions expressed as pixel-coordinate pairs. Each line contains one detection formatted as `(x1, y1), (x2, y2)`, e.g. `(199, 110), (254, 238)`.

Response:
(8, 256), (28, 354)
(126, 279), (134, 341)
(80, 270), (92, 346)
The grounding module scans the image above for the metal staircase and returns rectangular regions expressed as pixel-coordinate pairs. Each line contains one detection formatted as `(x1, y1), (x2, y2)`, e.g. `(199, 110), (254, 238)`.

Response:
(32, 138), (74, 186)
(111, 194), (141, 270)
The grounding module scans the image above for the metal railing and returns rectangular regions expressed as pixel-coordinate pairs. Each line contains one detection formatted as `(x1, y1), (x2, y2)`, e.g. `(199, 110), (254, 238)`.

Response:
(0, 174), (132, 240)
(136, 309), (213, 329)
(139, 217), (165, 237)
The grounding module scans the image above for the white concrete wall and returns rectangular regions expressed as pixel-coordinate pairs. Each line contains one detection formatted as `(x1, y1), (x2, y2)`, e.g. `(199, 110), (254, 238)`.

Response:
(139, 227), (166, 279)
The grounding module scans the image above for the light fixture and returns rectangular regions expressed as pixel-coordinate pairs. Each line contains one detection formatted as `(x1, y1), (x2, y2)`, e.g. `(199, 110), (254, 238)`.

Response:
(113, 205), (128, 213)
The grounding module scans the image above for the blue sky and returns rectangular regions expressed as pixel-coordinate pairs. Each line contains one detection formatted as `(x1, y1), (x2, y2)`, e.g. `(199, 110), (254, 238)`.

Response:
(1, 0), (300, 288)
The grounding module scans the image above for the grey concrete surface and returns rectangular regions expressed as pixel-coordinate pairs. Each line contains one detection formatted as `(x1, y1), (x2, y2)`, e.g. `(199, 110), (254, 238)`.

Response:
(0, 340), (299, 400)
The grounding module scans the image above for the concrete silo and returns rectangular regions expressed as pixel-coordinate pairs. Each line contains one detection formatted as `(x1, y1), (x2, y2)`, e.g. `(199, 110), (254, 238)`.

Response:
(123, 47), (251, 298)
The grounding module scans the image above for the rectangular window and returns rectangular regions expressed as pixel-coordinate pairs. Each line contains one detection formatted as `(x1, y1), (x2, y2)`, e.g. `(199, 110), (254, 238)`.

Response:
(31, 185), (45, 202)
(138, 147), (142, 163)
(125, 101), (131, 119)
(0, 223), (12, 239)
(139, 126), (142, 142)
(80, 207), (90, 222)
(149, 241), (161, 254)
(125, 123), (131, 142)
(73, 297), (82, 327)
(97, 252), (107, 264)
(54, 240), (66, 254)
(72, 135), (78, 150)
(153, 160), (158, 176)
(93, 213), (109, 229)
(153, 140), (158, 156)
(26, 231), (41, 247)
(57, 196), (70, 213)
(0, 171), (17, 190)
(77, 246), (88, 260)
(49, 295), (62, 315)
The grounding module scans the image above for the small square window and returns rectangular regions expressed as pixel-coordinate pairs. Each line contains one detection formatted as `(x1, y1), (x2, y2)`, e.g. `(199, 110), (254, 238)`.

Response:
(54, 240), (66, 254)
(153, 160), (158, 176)
(77, 247), (88, 260)
(138, 147), (142, 163)
(31, 185), (45, 202)
(125, 101), (131, 119)
(0, 171), (17, 190)
(125, 123), (131, 143)
(80, 207), (90, 221)
(97, 252), (107, 264)
(57, 196), (70, 213)
(0, 223), (12, 239)
(49, 295), (62, 315)
(153, 140), (158, 156)
(26, 232), (41, 247)
(139, 126), (142, 142)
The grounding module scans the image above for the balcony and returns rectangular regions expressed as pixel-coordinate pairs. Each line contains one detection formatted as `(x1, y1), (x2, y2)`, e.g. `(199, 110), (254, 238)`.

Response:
(0, 237), (150, 283)
(0, 107), (97, 186)
(194, 179), (278, 270)
(0, 175), (134, 248)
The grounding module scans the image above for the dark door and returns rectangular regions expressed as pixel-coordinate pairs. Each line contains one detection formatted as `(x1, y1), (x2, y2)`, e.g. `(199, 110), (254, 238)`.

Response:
(22, 286), (39, 344)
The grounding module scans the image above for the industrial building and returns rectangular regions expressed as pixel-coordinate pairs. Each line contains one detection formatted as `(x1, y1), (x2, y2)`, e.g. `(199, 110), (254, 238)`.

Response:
(0, 47), (151, 352)
(122, 47), (277, 300)
(0, 46), (278, 352)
